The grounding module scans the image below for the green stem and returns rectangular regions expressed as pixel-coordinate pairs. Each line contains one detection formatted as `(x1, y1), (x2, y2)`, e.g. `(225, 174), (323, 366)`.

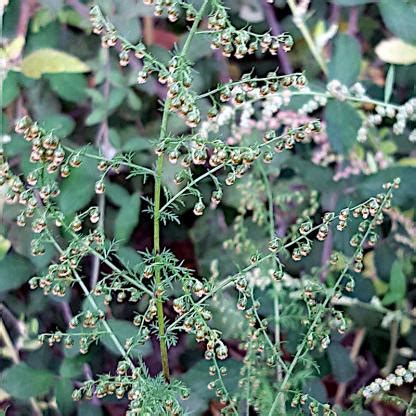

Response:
(47, 232), (141, 372)
(267, 188), (393, 415)
(287, 0), (328, 75)
(152, 0), (211, 382)
(153, 150), (170, 381)
(167, 197), (374, 334)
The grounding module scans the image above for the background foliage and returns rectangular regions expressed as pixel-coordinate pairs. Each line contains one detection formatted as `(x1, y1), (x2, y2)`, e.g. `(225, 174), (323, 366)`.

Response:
(1, 0), (416, 415)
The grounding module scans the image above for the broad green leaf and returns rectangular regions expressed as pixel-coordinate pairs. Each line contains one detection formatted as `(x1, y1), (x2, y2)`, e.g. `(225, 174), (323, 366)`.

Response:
(0, 253), (33, 292)
(117, 246), (143, 269)
(376, 38), (416, 65)
(328, 34), (361, 86)
(303, 378), (328, 404)
(114, 194), (140, 243)
(127, 90), (142, 111)
(327, 343), (357, 383)
(46, 73), (88, 102)
(374, 240), (396, 282)
(7, 224), (54, 271)
(55, 378), (75, 416)
(379, 0), (416, 44)
(0, 363), (55, 399)
(21, 48), (90, 79)
(85, 107), (107, 126)
(58, 158), (99, 214)
(59, 356), (87, 378)
(38, 114), (75, 138)
(382, 261), (406, 305)
(325, 101), (361, 154)
(179, 33), (213, 62)
(108, 88), (127, 112)
(101, 319), (151, 357)
(86, 107), (107, 126)
(105, 182), (131, 207)
(290, 156), (339, 192)
(179, 359), (241, 414)
(0, 236), (11, 260)
(356, 166), (416, 208)
(2, 71), (20, 108)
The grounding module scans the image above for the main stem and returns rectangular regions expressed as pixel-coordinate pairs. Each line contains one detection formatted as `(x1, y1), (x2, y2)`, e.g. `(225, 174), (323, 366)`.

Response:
(152, 0), (210, 383)
(154, 148), (170, 382)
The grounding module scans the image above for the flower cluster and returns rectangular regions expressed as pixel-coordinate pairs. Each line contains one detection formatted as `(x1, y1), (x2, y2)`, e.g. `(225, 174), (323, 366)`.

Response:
(207, 1), (294, 58)
(362, 361), (416, 400)
(2, 0), (409, 414)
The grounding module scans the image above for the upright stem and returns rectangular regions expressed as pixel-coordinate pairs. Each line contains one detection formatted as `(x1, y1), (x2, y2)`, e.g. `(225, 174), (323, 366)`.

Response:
(153, 149), (170, 381)
(152, 0), (210, 382)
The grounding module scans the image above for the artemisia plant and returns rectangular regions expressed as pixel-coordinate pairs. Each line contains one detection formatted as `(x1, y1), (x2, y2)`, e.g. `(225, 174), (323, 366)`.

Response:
(1, 0), (410, 414)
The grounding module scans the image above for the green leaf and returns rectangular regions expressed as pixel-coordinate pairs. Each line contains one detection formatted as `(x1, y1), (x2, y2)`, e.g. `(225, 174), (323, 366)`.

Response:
(179, 359), (241, 414)
(58, 158), (99, 214)
(101, 319), (151, 356)
(356, 166), (416, 208)
(382, 261), (406, 305)
(327, 343), (357, 383)
(0, 253), (33, 292)
(21, 48), (90, 79)
(55, 378), (75, 416)
(325, 101), (361, 154)
(290, 156), (339, 192)
(2, 71), (20, 108)
(0, 236), (11, 260)
(117, 246), (143, 269)
(179, 33), (213, 62)
(127, 89), (142, 111)
(77, 403), (104, 416)
(379, 0), (416, 44)
(105, 182), (131, 207)
(108, 88), (127, 112)
(384, 65), (395, 103)
(303, 378), (328, 403)
(59, 356), (87, 378)
(46, 73), (88, 102)
(328, 34), (361, 86)
(0, 363), (55, 399)
(114, 194), (140, 243)
(38, 113), (75, 138)
(86, 107), (106, 126)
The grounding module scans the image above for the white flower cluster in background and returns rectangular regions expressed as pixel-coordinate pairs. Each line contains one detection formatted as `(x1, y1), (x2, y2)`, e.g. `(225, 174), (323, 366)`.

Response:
(362, 361), (416, 400)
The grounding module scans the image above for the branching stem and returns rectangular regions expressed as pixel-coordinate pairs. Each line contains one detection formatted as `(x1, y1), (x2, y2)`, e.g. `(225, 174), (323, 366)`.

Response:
(152, 0), (211, 382)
